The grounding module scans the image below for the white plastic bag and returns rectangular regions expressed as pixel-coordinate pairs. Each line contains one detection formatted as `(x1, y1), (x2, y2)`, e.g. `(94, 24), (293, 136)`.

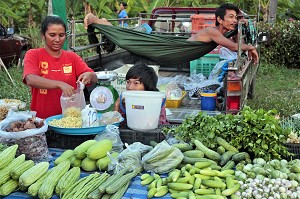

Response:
(60, 81), (86, 114)
(0, 110), (50, 162)
(81, 105), (99, 127)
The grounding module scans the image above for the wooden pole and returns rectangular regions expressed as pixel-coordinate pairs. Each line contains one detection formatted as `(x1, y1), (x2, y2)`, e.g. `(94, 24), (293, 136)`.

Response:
(0, 58), (16, 86)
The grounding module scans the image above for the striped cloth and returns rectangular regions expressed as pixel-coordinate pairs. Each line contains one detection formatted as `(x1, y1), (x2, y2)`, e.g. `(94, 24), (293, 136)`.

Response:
(4, 148), (171, 199)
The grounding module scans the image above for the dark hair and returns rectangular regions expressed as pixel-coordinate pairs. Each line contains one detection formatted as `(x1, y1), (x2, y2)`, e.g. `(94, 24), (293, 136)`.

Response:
(215, 3), (239, 26)
(41, 15), (66, 35)
(120, 2), (128, 7)
(126, 62), (158, 91)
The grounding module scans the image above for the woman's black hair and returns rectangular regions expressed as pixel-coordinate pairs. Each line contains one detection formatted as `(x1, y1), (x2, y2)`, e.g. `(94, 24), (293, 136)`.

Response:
(41, 15), (66, 35)
(120, 2), (128, 7)
(126, 62), (158, 91)
(215, 3), (239, 26)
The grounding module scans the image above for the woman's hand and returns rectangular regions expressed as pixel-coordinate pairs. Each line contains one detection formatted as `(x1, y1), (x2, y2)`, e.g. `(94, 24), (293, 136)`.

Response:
(77, 72), (97, 85)
(58, 82), (75, 97)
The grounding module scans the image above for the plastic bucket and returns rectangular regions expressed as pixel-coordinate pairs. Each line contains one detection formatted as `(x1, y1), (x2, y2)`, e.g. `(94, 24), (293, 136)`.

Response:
(120, 91), (165, 130)
(200, 90), (217, 111)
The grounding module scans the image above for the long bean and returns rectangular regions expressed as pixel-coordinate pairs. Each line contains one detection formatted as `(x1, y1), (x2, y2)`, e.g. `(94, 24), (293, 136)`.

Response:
(72, 173), (109, 199)
(62, 174), (97, 199)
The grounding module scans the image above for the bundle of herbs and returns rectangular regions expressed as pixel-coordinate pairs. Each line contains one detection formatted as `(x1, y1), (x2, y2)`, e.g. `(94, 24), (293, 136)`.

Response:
(163, 106), (291, 161)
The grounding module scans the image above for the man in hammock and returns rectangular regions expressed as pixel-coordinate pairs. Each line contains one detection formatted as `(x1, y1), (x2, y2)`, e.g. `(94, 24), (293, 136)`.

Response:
(84, 3), (258, 64)
(187, 3), (258, 64)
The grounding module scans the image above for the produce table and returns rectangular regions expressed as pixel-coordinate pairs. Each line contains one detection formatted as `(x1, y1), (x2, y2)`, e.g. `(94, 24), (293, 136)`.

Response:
(3, 148), (171, 199)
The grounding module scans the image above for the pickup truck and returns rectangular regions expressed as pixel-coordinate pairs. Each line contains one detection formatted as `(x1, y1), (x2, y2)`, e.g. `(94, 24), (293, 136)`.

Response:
(0, 23), (31, 67)
(69, 7), (268, 115)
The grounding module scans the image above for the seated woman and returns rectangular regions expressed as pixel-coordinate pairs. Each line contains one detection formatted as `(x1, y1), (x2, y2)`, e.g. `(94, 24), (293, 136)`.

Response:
(114, 63), (168, 125)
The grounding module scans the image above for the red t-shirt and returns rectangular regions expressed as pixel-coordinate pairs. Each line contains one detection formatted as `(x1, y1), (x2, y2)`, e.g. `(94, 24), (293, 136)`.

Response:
(23, 48), (94, 119)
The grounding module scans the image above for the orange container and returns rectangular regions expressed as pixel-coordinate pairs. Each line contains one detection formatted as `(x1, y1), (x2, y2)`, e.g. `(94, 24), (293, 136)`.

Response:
(190, 14), (216, 35)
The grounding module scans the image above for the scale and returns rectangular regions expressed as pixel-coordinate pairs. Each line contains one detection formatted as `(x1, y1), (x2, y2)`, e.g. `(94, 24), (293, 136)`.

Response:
(90, 71), (119, 113)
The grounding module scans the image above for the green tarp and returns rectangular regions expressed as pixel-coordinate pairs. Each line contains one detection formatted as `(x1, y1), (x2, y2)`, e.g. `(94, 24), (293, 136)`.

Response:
(91, 24), (237, 65)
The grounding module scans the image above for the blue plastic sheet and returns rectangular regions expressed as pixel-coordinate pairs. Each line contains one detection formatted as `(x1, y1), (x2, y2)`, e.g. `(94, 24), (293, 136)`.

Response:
(3, 148), (171, 199)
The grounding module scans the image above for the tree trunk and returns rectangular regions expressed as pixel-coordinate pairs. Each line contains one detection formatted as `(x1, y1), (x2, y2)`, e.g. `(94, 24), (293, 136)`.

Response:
(268, 0), (277, 24)
(48, 0), (53, 15)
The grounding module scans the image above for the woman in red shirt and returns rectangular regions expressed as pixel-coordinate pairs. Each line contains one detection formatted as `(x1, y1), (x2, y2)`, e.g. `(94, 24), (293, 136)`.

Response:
(23, 16), (97, 119)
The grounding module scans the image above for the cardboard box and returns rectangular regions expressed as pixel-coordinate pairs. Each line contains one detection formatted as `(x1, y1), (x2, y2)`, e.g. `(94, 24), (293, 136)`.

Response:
(111, 64), (160, 94)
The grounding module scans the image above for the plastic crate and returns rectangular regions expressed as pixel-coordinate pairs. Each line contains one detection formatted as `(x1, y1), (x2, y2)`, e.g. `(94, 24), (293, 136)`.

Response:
(285, 143), (300, 159)
(190, 14), (216, 35)
(166, 91), (186, 108)
(119, 124), (180, 145)
(190, 54), (220, 77)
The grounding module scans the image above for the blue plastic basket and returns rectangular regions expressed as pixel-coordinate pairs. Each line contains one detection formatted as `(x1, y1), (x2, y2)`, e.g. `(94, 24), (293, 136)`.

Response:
(45, 113), (123, 135)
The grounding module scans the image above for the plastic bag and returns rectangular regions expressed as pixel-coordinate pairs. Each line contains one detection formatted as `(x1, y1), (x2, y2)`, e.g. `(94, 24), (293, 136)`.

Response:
(0, 110), (50, 162)
(141, 140), (183, 174)
(60, 81), (86, 114)
(99, 111), (123, 125)
(165, 81), (182, 100)
(108, 142), (152, 173)
(219, 47), (238, 60)
(94, 125), (124, 153)
(81, 105), (99, 127)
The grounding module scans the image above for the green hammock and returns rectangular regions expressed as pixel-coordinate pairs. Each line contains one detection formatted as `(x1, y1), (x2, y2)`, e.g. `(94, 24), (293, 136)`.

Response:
(91, 24), (236, 65)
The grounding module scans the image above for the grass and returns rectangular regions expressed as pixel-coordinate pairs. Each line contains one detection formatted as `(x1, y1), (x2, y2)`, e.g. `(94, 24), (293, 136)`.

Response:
(0, 62), (299, 117)
(247, 63), (300, 117)
(0, 66), (31, 108)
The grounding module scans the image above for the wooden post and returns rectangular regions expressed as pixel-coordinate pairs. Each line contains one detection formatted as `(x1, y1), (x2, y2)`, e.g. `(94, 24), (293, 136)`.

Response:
(0, 58), (16, 86)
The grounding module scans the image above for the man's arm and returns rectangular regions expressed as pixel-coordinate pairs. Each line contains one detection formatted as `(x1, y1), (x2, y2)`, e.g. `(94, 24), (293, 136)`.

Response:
(84, 13), (113, 29)
(208, 28), (258, 64)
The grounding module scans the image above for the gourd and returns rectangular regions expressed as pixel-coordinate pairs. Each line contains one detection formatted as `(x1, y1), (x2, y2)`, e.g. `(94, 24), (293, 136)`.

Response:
(38, 161), (71, 199)
(73, 140), (97, 159)
(86, 139), (113, 160)
(54, 149), (74, 165)
(10, 160), (35, 180)
(0, 154), (25, 185)
(55, 166), (81, 197)
(194, 140), (221, 162)
(0, 145), (18, 170)
(216, 137), (238, 152)
(19, 161), (50, 187)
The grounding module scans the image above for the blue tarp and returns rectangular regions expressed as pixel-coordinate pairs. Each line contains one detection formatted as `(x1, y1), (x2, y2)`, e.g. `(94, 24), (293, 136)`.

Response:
(4, 148), (170, 199)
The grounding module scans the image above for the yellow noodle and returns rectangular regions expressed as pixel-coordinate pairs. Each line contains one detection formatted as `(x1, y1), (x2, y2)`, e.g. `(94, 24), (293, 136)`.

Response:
(49, 116), (82, 128)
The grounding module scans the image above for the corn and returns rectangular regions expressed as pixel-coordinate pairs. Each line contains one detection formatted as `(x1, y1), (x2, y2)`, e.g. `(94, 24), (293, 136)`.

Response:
(55, 166), (81, 197)
(19, 161), (49, 187)
(27, 169), (52, 197)
(38, 160), (71, 199)
(10, 159), (34, 180)
(0, 145), (18, 170)
(0, 154), (25, 186)
(0, 179), (19, 196)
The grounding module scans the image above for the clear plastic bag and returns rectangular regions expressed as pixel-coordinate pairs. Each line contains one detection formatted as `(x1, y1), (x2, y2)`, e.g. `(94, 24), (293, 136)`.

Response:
(0, 110), (50, 162)
(141, 140), (183, 174)
(94, 125), (124, 153)
(108, 142), (152, 173)
(60, 82), (86, 114)
(99, 111), (123, 125)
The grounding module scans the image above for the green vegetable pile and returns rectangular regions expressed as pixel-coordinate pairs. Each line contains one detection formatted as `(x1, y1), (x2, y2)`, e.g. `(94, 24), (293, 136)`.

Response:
(163, 106), (291, 161)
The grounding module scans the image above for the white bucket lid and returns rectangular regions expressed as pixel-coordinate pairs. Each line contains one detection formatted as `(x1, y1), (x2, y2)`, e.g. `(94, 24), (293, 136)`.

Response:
(122, 91), (165, 98)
